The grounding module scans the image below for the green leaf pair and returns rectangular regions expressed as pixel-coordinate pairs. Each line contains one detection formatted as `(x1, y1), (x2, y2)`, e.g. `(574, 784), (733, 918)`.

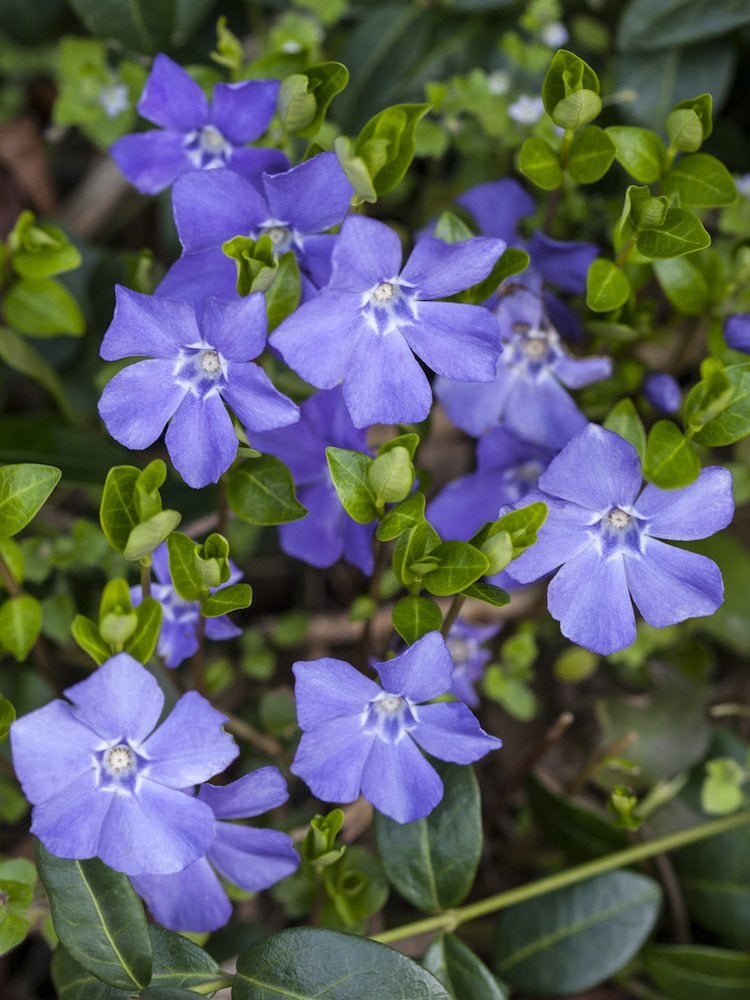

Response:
(166, 531), (253, 617)
(327, 436), (418, 523)
(71, 577), (162, 665)
(278, 61), (349, 137)
(100, 460), (181, 562)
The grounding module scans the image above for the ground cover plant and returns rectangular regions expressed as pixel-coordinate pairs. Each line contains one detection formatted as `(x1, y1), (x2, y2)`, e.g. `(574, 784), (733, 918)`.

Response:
(2, 1), (750, 997)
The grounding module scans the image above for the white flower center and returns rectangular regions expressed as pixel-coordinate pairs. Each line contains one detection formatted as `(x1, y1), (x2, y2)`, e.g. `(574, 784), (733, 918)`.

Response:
(373, 282), (395, 304)
(103, 744), (137, 778)
(200, 125), (228, 154)
(522, 337), (548, 359)
(447, 637), (471, 663)
(607, 508), (632, 529)
(376, 694), (405, 715)
(200, 349), (221, 375)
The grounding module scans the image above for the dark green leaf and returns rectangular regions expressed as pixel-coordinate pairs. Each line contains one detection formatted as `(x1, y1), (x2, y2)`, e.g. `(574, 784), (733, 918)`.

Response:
(35, 842), (152, 991)
(66, 0), (177, 53)
(392, 519), (441, 587)
(686, 362), (750, 445)
(226, 454), (307, 526)
(0, 326), (76, 421)
(325, 448), (378, 524)
(644, 944), (750, 1000)
(518, 137), (562, 191)
(392, 595), (443, 644)
(636, 207), (710, 259)
(566, 126), (615, 184)
(233, 927), (452, 999)
(202, 582), (253, 617)
(586, 259), (631, 312)
(618, 0), (750, 52)
(675, 825), (750, 945)
(604, 399), (647, 459)
(460, 581), (510, 607)
(124, 598), (163, 663)
(527, 775), (629, 862)
(0, 594), (42, 661)
(663, 153), (737, 207)
(373, 762), (482, 912)
(643, 420), (701, 488)
(606, 126), (665, 183)
(377, 492), (426, 542)
(0, 463), (60, 539)
(266, 252), (302, 332)
(4, 277), (84, 336)
(166, 531), (203, 602)
(494, 871), (662, 993)
(99, 466), (140, 553)
(423, 934), (508, 1000)
(422, 541), (489, 597)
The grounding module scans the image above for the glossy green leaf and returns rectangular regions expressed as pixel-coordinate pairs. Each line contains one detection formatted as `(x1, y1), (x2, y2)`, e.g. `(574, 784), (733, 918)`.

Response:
(423, 934), (508, 1000)
(686, 362), (750, 445)
(373, 762), (482, 912)
(495, 871), (662, 993)
(122, 510), (181, 561)
(527, 776), (629, 862)
(66, 0), (177, 53)
(35, 841), (152, 991)
(0, 536), (23, 585)
(71, 614), (112, 665)
(0, 463), (60, 539)
(636, 207), (710, 259)
(541, 49), (600, 120)
(604, 399), (647, 459)
(566, 125), (615, 184)
(233, 927), (452, 999)
(644, 944), (750, 1000)
(653, 255), (714, 314)
(278, 74), (317, 135)
(124, 597), (163, 663)
(422, 541), (489, 597)
(226, 454), (307, 526)
(325, 448), (378, 524)
(518, 137), (562, 191)
(391, 595), (443, 644)
(392, 519), (441, 587)
(643, 420), (701, 488)
(5, 277), (84, 336)
(377, 492), (426, 542)
(368, 447), (414, 506)
(666, 108), (704, 152)
(222, 234), (278, 295)
(618, 1), (750, 52)
(296, 61), (349, 138)
(166, 531), (203, 602)
(491, 502), (547, 561)
(202, 582), (254, 617)
(350, 102), (430, 202)
(553, 89), (601, 129)
(9, 212), (82, 279)
(605, 126), (665, 183)
(460, 581), (510, 607)
(586, 259), (631, 312)
(99, 466), (140, 553)
(675, 825), (750, 945)
(663, 152), (736, 207)
(265, 251), (301, 332)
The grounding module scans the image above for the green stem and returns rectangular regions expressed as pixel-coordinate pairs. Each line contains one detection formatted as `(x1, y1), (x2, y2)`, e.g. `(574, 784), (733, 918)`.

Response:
(139, 558), (151, 600)
(371, 808), (750, 945)
(440, 593), (466, 638)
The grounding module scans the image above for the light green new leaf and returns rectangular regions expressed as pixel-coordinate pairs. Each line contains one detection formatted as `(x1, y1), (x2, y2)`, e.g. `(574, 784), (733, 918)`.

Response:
(391, 595), (443, 644)
(0, 594), (39, 661)
(663, 152), (736, 207)
(518, 137), (562, 191)
(122, 510), (181, 561)
(351, 103), (430, 201)
(566, 126), (615, 184)
(586, 259), (631, 312)
(636, 207), (710, 259)
(0, 463), (60, 539)
(5, 277), (85, 337)
(643, 420), (701, 488)
(604, 399), (647, 459)
(606, 126), (665, 183)
(124, 598), (163, 663)
(201, 582), (253, 617)
(325, 448), (379, 524)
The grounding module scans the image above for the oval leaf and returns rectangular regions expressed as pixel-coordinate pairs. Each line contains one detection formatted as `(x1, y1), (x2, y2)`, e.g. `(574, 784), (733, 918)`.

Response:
(644, 944), (750, 1000)
(227, 454), (307, 526)
(325, 447), (379, 524)
(422, 541), (489, 597)
(587, 259), (631, 312)
(0, 463), (61, 539)
(373, 762), (482, 912)
(423, 934), (508, 1000)
(5, 277), (84, 336)
(392, 595), (443, 644)
(201, 582), (254, 617)
(233, 927), (452, 999)
(35, 841), (152, 991)
(494, 870), (662, 994)
(643, 420), (701, 489)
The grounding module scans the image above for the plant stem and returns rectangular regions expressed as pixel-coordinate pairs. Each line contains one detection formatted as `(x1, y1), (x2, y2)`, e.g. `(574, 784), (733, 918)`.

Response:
(440, 593), (466, 638)
(139, 559), (151, 599)
(371, 808), (750, 945)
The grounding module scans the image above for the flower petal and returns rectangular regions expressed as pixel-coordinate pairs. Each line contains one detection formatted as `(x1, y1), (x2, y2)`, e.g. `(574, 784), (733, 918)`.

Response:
(375, 631), (453, 702)
(401, 235), (506, 299)
(211, 80), (279, 143)
(222, 363), (300, 433)
(98, 785), (216, 875)
(201, 294), (267, 361)
(99, 361), (187, 451)
(171, 169), (265, 253)
(132, 858), (230, 933)
(504, 373), (588, 450)
(140, 691), (237, 788)
(554, 354), (612, 389)
(156, 250), (239, 304)
(327, 216), (403, 291)
(457, 179), (534, 242)
(209, 824), (299, 890)
(635, 467), (734, 540)
(343, 326), (432, 428)
(539, 424), (643, 511)
(291, 717), (375, 803)
(412, 702), (502, 762)
(271, 292), (364, 388)
(138, 54), (208, 130)
(435, 366), (513, 437)
(360, 737), (443, 823)
(401, 301), (500, 380)
(30, 769), (113, 860)
(625, 541), (724, 627)
(427, 470), (511, 541)
(507, 496), (594, 583)
(64, 653), (164, 744)
(527, 232), (598, 294)
(547, 546), (636, 654)
(199, 766), (289, 819)
(110, 131), (190, 194)
(279, 481), (350, 568)
(264, 152), (353, 234)
(292, 658), (381, 728)
(101, 286), (200, 361)
(165, 391), (237, 488)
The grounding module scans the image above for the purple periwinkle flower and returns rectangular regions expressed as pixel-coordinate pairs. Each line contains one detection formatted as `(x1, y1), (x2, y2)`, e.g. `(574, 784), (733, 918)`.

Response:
(643, 372), (682, 414)
(270, 215), (506, 428)
(252, 388), (375, 573)
(725, 313), (750, 354)
(110, 53), (285, 194)
(131, 767), (299, 932)
(508, 425), (734, 655)
(157, 153), (353, 303)
(98, 289), (299, 488)
(446, 618), (502, 707)
(131, 543), (242, 667)
(290, 631), (502, 823)
(436, 279), (611, 447)
(10, 654), (238, 875)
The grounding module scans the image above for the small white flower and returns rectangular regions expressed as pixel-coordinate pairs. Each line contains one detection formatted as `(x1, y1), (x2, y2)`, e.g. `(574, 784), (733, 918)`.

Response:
(541, 22), (569, 48)
(508, 95), (545, 125)
(488, 70), (511, 95)
(98, 83), (129, 118)
(735, 173), (750, 199)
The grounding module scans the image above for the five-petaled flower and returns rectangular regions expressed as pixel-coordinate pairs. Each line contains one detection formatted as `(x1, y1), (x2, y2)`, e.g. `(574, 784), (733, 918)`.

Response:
(270, 215), (507, 428)
(508, 425), (735, 654)
(98, 288), (299, 488)
(131, 767), (299, 931)
(290, 631), (502, 823)
(110, 53), (285, 194)
(10, 654), (238, 875)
